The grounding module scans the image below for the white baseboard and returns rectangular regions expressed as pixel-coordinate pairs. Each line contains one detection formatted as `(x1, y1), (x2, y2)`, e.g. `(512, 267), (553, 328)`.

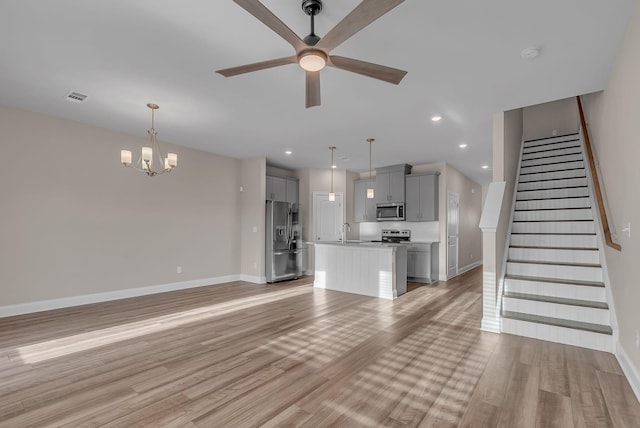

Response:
(0, 275), (242, 318)
(240, 274), (267, 284)
(440, 261), (482, 282)
(458, 261), (482, 275)
(615, 341), (640, 402)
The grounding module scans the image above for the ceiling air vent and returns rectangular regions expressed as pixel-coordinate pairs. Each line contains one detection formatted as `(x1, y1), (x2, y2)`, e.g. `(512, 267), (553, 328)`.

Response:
(65, 91), (88, 103)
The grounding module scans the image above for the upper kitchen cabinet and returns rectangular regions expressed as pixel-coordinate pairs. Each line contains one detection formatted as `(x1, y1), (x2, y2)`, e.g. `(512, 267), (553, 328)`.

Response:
(266, 175), (298, 204)
(375, 164), (412, 204)
(353, 179), (376, 222)
(405, 172), (439, 221)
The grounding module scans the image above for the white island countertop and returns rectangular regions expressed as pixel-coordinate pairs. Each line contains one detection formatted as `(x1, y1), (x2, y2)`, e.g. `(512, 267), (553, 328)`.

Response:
(308, 241), (407, 299)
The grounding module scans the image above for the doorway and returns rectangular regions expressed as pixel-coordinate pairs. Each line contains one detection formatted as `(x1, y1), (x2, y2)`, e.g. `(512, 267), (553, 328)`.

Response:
(447, 191), (459, 279)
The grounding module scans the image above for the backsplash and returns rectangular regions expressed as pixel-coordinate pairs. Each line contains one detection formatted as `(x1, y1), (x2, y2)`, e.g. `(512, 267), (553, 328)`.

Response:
(359, 221), (440, 242)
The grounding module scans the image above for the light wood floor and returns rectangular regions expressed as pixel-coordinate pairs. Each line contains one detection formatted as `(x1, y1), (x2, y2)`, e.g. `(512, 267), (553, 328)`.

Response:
(1, 267), (639, 427)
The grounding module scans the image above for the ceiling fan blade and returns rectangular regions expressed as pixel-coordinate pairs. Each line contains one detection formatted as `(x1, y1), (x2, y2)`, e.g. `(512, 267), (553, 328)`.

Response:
(329, 55), (407, 84)
(216, 56), (298, 77)
(306, 71), (321, 108)
(316, 0), (404, 52)
(233, 0), (306, 52)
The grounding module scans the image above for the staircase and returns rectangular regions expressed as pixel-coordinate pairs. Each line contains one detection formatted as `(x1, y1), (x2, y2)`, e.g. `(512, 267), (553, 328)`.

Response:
(500, 133), (614, 352)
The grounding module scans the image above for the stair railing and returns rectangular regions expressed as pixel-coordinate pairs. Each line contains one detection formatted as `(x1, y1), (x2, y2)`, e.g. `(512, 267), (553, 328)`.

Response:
(576, 96), (621, 251)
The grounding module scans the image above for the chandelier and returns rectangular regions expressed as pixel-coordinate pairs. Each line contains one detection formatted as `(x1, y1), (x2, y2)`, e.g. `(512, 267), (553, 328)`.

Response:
(120, 103), (177, 176)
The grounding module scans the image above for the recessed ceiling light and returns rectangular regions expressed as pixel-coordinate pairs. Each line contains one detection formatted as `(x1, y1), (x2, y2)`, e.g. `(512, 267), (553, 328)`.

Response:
(520, 47), (540, 60)
(332, 165), (337, 169)
(431, 115), (442, 122)
(482, 165), (489, 169)
(458, 143), (468, 148)
(285, 150), (292, 155)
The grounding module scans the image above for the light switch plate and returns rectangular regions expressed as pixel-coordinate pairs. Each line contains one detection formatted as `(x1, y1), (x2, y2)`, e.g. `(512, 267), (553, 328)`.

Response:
(622, 222), (631, 238)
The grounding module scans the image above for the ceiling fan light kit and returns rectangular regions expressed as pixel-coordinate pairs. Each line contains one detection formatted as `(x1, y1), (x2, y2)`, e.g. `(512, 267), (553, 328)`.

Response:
(217, 0), (407, 108)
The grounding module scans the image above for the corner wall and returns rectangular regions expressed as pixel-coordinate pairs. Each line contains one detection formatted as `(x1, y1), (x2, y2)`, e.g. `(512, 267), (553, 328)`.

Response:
(581, 0), (640, 395)
(0, 106), (243, 312)
(240, 157), (267, 282)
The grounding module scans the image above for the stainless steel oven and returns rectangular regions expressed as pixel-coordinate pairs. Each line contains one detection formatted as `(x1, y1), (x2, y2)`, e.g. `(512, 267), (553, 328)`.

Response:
(376, 203), (405, 221)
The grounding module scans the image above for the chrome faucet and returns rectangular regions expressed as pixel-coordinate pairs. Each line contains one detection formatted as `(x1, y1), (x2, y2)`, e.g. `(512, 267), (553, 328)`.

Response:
(341, 222), (351, 244)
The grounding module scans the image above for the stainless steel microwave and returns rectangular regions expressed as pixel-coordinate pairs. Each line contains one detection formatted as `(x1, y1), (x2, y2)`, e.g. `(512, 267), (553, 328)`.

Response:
(376, 203), (405, 221)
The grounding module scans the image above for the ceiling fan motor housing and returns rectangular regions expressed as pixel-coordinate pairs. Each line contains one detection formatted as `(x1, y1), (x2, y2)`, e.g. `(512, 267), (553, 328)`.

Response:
(302, 0), (322, 16)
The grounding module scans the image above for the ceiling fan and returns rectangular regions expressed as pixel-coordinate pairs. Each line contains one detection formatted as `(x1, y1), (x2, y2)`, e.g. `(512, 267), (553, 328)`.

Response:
(216, 0), (407, 108)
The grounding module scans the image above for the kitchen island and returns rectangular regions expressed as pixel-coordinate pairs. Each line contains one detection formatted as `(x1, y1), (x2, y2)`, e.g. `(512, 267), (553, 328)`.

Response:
(310, 241), (407, 299)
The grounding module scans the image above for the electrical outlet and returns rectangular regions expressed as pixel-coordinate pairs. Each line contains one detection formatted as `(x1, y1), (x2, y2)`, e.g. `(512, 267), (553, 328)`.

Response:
(176, 266), (182, 274)
(253, 262), (257, 270)
(253, 226), (258, 233)
(552, 129), (558, 136)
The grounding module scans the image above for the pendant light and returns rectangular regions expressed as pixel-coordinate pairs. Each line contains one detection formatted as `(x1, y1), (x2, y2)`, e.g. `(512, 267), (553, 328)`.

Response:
(366, 138), (375, 199)
(328, 146), (336, 202)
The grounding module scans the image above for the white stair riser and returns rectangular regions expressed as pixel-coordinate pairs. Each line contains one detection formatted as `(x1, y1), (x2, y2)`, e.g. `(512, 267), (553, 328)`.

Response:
(508, 247), (600, 264)
(520, 161), (584, 175)
(522, 147), (582, 161)
(514, 208), (593, 222)
(515, 197), (591, 210)
(517, 187), (589, 201)
(524, 135), (580, 148)
(501, 318), (612, 352)
(510, 233), (597, 248)
(519, 169), (586, 183)
(507, 262), (602, 282)
(503, 297), (609, 325)
(521, 154), (583, 168)
(518, 177), (588, 191)
(523, 140), (581, 155)
(504, 278), (606, 302)
(511, 221), (595, 234)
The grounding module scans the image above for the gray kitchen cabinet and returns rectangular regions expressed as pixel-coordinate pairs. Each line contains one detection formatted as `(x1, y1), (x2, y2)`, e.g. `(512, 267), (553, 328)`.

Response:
(407, 243), (436, 283)
(353, 179), (376, 222)
(375, 164), (412, 204)
(267, 175), (298, 203)
(286, 179), (298, 204)
(405, 172), (439, 221)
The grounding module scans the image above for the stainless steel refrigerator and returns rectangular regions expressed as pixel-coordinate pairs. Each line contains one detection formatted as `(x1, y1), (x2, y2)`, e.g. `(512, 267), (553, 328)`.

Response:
(266, 201), (304, 283)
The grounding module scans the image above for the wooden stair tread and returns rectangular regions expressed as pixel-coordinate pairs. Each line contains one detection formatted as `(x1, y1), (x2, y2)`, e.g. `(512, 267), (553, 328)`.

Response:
(502, 311), (612, 335)
(505, 274), (605, 288)
(510, 232), (596, 235)
(512, 219), (594, 223)
(517, 186), (588, 192)
(524, 133), (579, 143)
(503, 292), (608, 309)
(507, 259), (601, 268)
(509, 245), (598, 251)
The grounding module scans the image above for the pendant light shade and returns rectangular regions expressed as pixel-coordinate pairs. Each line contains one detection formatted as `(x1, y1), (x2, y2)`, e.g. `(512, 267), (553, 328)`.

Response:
(367, 138), (375, 199)
(329, 146), (336, 202)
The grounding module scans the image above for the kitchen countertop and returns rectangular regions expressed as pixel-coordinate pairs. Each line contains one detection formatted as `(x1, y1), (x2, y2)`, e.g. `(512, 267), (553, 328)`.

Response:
(308, 240), (439, 248)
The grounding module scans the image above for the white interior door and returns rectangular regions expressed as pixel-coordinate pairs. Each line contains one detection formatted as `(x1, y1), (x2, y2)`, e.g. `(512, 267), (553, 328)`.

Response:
(313, 192), (343, 242)
(447, 191), (459, 279)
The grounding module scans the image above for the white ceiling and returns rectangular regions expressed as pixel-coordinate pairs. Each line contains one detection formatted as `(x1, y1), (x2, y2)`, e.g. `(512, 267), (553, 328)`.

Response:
(0, 0), (635, 184)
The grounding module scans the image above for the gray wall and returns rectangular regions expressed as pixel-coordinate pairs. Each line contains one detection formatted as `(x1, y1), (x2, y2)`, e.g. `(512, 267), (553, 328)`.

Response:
(582, 0), (640, 378)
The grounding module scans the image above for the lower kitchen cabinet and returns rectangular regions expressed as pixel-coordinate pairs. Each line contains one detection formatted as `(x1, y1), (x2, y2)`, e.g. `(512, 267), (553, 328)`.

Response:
(407, 243), (438, 283)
